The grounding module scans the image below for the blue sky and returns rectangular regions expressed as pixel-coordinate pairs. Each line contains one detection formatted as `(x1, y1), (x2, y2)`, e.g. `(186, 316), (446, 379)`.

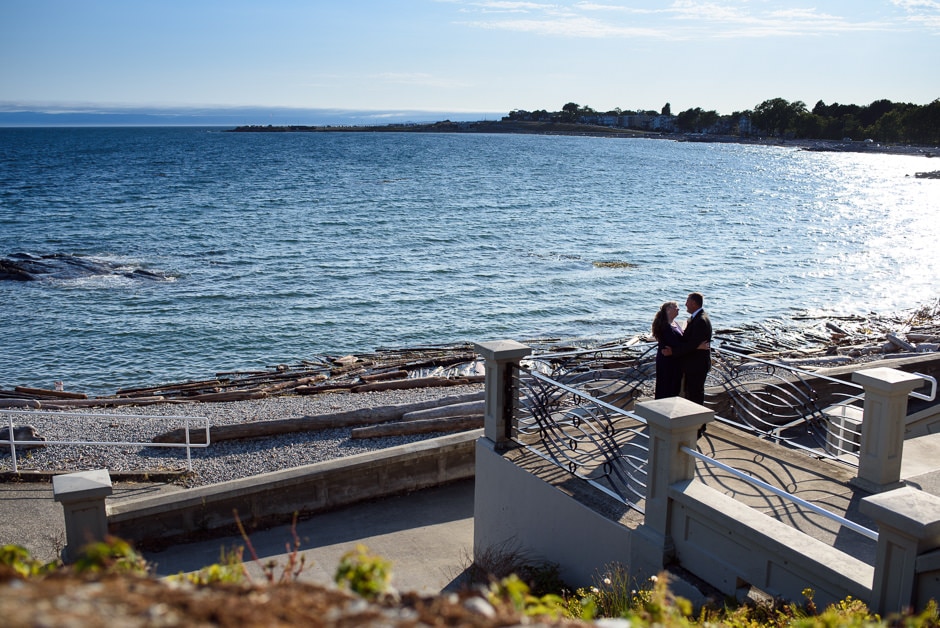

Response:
(2, 0), (938, 121)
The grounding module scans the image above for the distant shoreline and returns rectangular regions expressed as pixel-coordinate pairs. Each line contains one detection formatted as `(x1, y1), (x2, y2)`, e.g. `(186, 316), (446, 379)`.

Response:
(228, 120), (939, 158)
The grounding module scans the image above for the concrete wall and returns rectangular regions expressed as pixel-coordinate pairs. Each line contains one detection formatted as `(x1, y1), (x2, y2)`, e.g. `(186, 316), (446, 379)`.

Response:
(473, 436), (875, 607)
(108, 430), (480, 550)
(473, 342), (940, 614)
(669, 480), (872, 606)
(474, 438), (637, 587)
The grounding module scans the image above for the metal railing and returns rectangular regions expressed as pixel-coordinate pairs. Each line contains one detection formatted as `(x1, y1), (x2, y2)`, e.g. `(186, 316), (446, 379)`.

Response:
(514, 367), (650, 511)
(525, 338), (656, 411)
(910, 372), (938, 402)
(1, 409), (210, 473)
(510, 340), (937, 510)
(682, 445), (879, 542)
(510, 358), (881, 538)
(710, 346), (937, 463)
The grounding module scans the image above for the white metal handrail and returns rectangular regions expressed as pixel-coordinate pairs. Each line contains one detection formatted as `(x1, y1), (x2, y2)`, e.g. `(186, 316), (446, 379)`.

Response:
(717, 346), (937, 402)
(526, 369), (649, 424)
(911, 372), (938, 402)
(1, 409), (210, 473)
(682, 445), (878, 541)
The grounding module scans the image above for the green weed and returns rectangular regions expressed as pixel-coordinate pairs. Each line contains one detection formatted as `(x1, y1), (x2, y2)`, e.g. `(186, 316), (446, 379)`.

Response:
(71, 537), (148, 575)
(487, 573), (567, 620)
(333, 543), (393, 600)
(169, 546), (247, 586)
(0, 544), (58, 578)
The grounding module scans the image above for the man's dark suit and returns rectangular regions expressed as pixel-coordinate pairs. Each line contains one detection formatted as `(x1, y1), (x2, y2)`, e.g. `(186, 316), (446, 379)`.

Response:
(675, 310), (712, 405)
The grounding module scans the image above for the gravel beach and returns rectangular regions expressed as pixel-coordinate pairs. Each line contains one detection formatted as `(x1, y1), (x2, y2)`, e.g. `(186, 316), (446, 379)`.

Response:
(1, 384), (484, 486)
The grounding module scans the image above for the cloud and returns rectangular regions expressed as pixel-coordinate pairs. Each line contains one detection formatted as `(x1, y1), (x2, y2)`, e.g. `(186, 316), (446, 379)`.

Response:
(463, 14), (668, 37)
(890, 0), (940, 31)
(454, 0), (932, 40)
(668, 3), (890, 38)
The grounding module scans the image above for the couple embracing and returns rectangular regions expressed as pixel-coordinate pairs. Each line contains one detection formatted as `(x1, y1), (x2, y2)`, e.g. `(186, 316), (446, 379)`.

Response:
(651, 292), (712, 405)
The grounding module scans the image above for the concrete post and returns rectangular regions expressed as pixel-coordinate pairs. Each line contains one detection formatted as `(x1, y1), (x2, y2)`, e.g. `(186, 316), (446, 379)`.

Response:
(860, 486), (940, 615)
(852, 367), (923, 493)
(474, 340), (532, 451)
(632, 397), (713, 568)
(52, 468), (113, 564)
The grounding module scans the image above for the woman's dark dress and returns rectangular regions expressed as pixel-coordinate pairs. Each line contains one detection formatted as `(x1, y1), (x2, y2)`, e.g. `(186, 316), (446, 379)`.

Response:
(655, 321), (683, 399)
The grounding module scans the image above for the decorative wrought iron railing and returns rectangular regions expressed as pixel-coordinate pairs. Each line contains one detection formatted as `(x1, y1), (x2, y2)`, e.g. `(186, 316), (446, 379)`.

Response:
(525, 338), (657, 411)
(509, 340), (937, 504)
(513, 365), (650, 511)
(706, 347), (867, 463)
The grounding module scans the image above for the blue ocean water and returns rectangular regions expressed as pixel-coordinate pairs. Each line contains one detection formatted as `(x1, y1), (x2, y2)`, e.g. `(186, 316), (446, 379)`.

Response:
(1, 127), (937, 395)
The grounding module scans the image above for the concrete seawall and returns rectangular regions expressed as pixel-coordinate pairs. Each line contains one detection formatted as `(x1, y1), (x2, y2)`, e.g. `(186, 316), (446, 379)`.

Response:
(108, 429), (481, 550)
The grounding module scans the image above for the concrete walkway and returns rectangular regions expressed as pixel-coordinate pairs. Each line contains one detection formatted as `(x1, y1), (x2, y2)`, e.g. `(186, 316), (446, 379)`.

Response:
(145, 479), (475, 594)
(0, 477), (474, 596)
(0, 479), (184, 565)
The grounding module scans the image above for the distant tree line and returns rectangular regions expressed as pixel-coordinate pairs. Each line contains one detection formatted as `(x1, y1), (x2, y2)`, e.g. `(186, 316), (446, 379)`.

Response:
(506, 97), (940, 144)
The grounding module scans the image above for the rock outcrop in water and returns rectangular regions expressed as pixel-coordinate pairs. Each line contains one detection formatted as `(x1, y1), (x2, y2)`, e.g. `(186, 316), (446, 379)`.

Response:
(0, 253), (170, 282)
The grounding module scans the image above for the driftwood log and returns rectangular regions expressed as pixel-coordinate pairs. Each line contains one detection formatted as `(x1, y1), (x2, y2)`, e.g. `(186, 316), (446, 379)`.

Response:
(115, 379), (224, 397)
(350, 415), (483, 439)
(295, 384), (357, 395)
(401, 400), (486, 421)
(34, 396), (169, 409)
(359, 370), (408, 383)
(185, 391), (268, 403)
(259, 375), (324, 394)
(350, 376), (478, 393)
(0, 399), (41, 409)
(14, 386), (87, 400)
(152, 391), (485, 444)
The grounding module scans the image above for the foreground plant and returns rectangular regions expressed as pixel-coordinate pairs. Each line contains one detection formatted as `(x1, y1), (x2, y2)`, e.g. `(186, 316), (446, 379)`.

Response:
(333, 543), (393, 600)
(233, 509), (308, 585)
(487, 573), (567, 620)
(466, 538), (568, 596)
(72, 537), (148, 575)
(0, 544), (58, 578)
(567, 568), (694, 625)
(169, 546), (247, 586)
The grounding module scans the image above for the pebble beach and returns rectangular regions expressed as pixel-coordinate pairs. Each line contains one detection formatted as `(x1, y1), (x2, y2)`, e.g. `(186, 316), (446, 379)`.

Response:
(2, 384), (484, 487)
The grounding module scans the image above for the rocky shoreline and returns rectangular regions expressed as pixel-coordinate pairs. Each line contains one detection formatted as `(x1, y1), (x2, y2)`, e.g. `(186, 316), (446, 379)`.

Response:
(4, 301), (940, 409)
(230, 119), (940, 159)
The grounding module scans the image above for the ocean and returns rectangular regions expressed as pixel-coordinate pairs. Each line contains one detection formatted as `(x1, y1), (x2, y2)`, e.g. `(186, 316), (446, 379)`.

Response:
(1, 127), (937, 395)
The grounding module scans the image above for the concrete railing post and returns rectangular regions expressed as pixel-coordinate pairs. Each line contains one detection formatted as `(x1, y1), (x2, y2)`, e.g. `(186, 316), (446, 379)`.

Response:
(860, 486), (940, 615)
(852, 367), (923, 493)
(632, 397), (713, 569)
(52, 468), (113, 564)
(474, 340), (532, 451)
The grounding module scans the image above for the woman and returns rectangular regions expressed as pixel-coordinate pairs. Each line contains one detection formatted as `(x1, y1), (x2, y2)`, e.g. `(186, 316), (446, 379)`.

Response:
(651, 301), (684, 399)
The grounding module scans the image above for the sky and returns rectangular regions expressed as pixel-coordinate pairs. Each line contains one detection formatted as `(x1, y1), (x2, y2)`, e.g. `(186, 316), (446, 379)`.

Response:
(1, 0), (938, 123)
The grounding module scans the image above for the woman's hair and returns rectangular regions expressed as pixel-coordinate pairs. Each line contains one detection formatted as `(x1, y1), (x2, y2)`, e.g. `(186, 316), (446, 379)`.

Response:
(651, 301), (678, 340)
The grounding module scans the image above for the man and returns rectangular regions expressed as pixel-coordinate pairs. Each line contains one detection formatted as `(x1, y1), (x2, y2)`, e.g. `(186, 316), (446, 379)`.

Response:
(673, 292), (713, 407)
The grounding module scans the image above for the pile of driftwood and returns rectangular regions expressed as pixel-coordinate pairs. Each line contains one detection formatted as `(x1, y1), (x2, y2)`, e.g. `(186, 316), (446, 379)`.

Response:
(0, 344), (484, 410)
(3, 301), (939, 411)
(714, 301), (940, 364)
